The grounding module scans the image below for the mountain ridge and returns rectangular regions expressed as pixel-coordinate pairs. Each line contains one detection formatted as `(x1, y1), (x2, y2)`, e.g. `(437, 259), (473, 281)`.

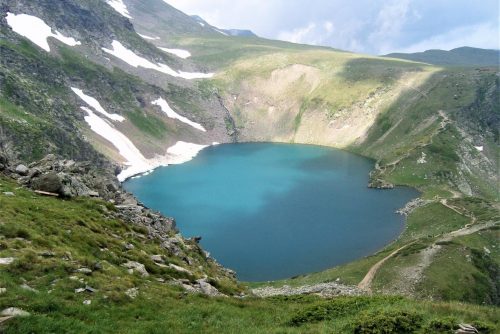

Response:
(384, 46), (500, 66)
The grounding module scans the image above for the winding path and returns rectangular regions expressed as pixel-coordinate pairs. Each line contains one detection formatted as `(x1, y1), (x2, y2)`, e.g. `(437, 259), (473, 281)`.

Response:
(357, 242), (415, 292)
(357, 220), (498, 292)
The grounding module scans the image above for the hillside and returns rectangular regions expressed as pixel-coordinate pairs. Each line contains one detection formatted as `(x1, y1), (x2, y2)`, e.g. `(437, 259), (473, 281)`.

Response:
(384, 47), (500, 67)
(0, 0), (499, 332)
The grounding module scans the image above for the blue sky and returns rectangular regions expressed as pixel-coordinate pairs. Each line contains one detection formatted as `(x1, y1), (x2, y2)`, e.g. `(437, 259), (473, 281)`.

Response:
(165, 0), (499, 54)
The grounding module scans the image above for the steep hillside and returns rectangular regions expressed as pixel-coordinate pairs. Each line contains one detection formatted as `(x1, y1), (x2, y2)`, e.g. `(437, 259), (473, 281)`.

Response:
(0, 0), (235, 181)
(385, 47), (500, 67)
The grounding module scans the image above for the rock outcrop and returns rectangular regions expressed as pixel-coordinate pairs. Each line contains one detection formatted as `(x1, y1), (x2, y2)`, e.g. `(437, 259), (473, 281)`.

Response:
(0, 153), (237, 296)
(252, 282), (364, 298)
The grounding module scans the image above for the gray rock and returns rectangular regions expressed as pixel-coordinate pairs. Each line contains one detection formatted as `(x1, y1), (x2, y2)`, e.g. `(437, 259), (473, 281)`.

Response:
(28, 168), (41, 179)
(0, 288), (6, 294)
(15, 164), (29, 176)
(84, 285), (96, 293)
(122, 261), (149, 277)
(124, 243), (135, 250)
(20, 283), (38, 293)
(31, 172), (63, 194)
(125, 287), (139, 299)
(169, 264), (193, 276)
(1, 307), (30, 317)
(2, 192), (14, 197)
(252, 282), (364, 298)
(0, 257), (15, 265)
(83, 300), (91, 305)
(196, 279), (223, 297)
(150, 254), (164, 263)
(75, 267), (92, 274)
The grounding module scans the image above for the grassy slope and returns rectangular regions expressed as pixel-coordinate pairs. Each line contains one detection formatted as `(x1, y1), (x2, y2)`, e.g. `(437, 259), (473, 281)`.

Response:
(0, 177), (498, 333)
(200, 37), (499, 304)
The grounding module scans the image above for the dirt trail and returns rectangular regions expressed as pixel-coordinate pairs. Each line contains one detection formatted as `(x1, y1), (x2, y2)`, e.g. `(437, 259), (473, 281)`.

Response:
(357, 220), (497, 292)
(357, 242), (416, 292)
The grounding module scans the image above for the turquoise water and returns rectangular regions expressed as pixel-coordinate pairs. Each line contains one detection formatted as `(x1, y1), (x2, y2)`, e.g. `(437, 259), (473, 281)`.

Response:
(124, 143), (418, 281)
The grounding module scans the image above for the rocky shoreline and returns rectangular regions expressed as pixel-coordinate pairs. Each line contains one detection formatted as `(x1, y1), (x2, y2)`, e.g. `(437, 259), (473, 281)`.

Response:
(252, 281), (365, 298)
(0, 152), (236, 296)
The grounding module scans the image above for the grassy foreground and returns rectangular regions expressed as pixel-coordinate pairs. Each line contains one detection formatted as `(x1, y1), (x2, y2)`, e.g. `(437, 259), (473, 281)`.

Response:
(0, 176), (498, 333)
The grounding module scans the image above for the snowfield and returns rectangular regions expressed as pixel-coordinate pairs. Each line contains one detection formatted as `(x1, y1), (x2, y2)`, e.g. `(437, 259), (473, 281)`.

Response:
(106, 0), (132, 19)
(6, 13), (81, 52)
(102, 40), (214, 79)
(71, 88), (125, 122)
(164, 142), (209, 165)
(80, 107), (209, 181)
(81, 106), (148, 170)
(138, 33), (160, 40)
(152, 98), (206, 132)
(158, 47), (191, 59)
(213, 28), (228, 36)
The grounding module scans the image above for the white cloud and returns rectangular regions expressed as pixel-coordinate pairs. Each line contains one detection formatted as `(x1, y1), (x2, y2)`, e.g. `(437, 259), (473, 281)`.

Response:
(163, 0), (499, 54)
(278, 21), (335, 46)
(397, 21), (500, 53)
(368, 0), (419, 54)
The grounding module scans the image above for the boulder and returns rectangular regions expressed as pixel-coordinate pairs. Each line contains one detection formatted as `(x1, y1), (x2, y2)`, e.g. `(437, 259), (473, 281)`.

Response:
(169, 264), (193, 276)
(31, 173), (63, 194)
(1, 307), (30, 317)
(15, 164), (29, 176)
(150, 255), (164, 263)
(122, 261), (149, 277)
(196, 279), (222, 297)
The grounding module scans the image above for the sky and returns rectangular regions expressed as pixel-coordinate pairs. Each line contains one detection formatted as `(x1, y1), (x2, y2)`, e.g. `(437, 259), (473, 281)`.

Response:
(165, 0), (500, 55)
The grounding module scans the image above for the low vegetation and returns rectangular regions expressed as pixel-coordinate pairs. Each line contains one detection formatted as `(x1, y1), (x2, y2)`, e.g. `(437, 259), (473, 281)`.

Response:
(0, 176), (498, 333)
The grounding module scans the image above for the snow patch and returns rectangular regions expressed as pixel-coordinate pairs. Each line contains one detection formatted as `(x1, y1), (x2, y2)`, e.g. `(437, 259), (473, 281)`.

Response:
(158, 47), (191, 59)
(102, 40), (214, 79)
(474, 146), (483, 152)
(80, 107), (209, 181)
(71, 88), (125, 122)
(138, 33), (160, 40)
(81, 107), (149, 179)
(6, 13), (81, 52)
(106, 0), (132, 19)
(198, 22), (205, 27)
(165, 141), (208, 164)
(152, 98), (206, 132)
(213, 28), (228, 36)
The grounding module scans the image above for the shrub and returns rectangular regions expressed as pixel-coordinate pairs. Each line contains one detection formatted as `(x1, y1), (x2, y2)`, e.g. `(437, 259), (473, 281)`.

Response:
(424, 317), (457, 332)
(353, 310), (423, 334)
(472, 321), (495, 333)
(288, 297), (375, 326)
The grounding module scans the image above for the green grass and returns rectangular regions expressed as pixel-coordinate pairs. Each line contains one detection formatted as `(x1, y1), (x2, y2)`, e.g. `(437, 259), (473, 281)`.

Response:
(417, 229), (499, 304)
(399, 203), (470, 242)
(0, 177), (498, 333)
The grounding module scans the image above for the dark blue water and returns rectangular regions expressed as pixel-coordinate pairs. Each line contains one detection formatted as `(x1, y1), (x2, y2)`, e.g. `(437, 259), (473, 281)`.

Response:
(124, 143), (418, 281)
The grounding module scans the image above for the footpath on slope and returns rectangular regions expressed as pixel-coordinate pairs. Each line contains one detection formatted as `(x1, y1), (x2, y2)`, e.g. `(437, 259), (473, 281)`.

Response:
(356, 218), (497, 293)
